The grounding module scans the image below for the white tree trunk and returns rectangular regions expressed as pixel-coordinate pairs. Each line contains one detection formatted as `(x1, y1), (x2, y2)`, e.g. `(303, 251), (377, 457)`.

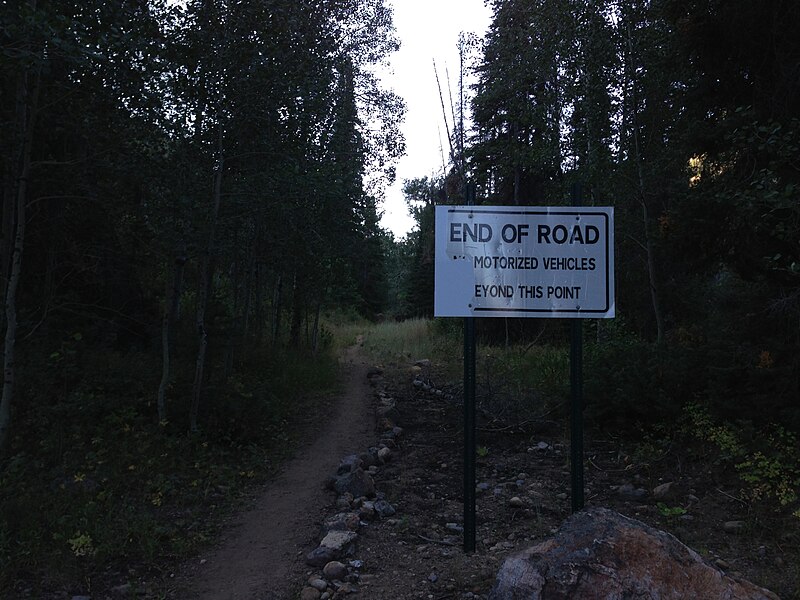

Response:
(190, 127), (224, 432)
(1, 60), (38, 449)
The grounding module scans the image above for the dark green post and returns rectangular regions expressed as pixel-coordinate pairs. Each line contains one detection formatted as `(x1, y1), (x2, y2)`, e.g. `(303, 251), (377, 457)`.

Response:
(463, 181), (477, 553)
(463, 316), (476, 552)
(570, 183), (585, 512)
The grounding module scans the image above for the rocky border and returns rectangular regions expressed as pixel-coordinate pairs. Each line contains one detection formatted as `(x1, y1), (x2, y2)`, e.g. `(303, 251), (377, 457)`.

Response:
(298, 366), (404, 600)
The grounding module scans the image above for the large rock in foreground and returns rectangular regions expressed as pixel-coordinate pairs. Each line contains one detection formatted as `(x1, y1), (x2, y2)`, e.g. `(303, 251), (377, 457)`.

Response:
(490, 507), (779, 600)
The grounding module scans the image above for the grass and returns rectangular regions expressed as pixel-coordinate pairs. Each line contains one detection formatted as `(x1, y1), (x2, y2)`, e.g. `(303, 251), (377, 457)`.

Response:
(329, 315), (572, 423)
(324, 313), (461, 369)
(360, 318), (453, 364)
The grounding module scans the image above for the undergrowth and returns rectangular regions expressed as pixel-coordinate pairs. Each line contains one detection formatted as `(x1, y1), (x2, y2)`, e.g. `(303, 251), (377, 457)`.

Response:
(0, 341), (339, 595)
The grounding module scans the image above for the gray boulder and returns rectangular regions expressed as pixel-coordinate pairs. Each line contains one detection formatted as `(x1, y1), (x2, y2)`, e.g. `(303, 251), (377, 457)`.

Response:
(490, 507), (779, 600)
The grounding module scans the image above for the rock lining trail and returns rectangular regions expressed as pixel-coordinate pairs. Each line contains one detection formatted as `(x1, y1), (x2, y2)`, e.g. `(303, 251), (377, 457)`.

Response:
(184, 345), (374, 600)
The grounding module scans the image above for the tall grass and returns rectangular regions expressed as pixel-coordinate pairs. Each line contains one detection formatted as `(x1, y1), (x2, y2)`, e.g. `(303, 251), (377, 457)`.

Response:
(328, 316), (571, 422)
(476, 342), (570, 422)
(360, 319), (443, 363)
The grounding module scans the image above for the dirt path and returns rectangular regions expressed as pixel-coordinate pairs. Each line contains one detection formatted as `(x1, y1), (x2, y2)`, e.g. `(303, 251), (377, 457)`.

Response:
(183, 345), (374, 600)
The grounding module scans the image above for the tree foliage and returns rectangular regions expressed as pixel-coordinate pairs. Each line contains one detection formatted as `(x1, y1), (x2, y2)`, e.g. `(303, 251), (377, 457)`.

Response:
(0, 0), (403, 441)
(395, 0), (800, 437)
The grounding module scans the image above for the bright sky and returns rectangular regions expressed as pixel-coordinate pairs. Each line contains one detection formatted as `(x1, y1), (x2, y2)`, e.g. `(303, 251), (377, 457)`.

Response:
(377, 0), (493, 240)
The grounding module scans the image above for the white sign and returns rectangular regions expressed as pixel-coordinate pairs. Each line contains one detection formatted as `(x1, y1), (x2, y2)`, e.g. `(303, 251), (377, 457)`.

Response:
(434, 205), (615, 318)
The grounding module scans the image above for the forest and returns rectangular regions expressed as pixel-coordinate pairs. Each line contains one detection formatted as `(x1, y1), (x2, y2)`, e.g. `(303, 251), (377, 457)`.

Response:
(396, 0), (799, 466)
(2, 0), (799, 595)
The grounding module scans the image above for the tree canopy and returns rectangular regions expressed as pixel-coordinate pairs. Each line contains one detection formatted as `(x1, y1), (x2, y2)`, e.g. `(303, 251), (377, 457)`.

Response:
(0, 0), (404, 442)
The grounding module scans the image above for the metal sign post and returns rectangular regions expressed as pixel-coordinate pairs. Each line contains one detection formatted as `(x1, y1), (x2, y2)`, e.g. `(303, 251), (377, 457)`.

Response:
(463, 316), (476, 552)
(570, 183), (585, 512)
(570, 317), (584, 511)
(434, 190), (614, 550)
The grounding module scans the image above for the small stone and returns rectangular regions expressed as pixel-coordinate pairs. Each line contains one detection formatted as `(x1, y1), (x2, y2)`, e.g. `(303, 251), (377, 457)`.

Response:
(323, 560), (348, 581)
(477, 482), (491, 492)
(442, 535), (460, 545)
(375, 404), (400, 424)
(306, 546), (336, 567)
(308, 578), (328, 592)
(556, 493), (568, 500)
(509, 496), (525, 508)
(349, 559), (364, 569)
(373, 499), (396, 518)
(320, 530), (358, 553)
(617, 483), (647, 500)
(359, 452), (377, 468)
(336, 493), (354, 510)
(323, 512), (360, 532)
(723, 520), (745, 533)
(687, 494), (700, 503)
(536, 441), (550, 451)
(378, 447), (392, 463)
(359, 501), (376, 521)
(652, 482), (673, 499)
(111, 584), (132, 595)
(715, 558), (730, 570)
(336, 582), (359, 594)
(415, 359), (432, 367)
(300, 586), (321, 600)
(428, 572), (439, 583)
(518, 472), (528, 480)
(333, 469), (375, 498)
(445, 522), (464, 533)
(337, 455), (363, 475)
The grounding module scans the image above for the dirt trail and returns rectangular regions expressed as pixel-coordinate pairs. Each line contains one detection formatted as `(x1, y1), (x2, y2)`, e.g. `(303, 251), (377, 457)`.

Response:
(183, 345), (373, 600)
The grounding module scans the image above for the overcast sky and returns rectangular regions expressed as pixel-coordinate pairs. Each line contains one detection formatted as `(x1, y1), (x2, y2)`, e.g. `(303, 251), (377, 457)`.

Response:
(376, 0), (493, 239)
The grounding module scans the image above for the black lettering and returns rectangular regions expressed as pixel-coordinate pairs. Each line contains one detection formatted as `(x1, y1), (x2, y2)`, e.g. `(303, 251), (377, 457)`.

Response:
(463, 222), (479, 242)
(552, 225), (568, 244)
(537, 224), (551, 243)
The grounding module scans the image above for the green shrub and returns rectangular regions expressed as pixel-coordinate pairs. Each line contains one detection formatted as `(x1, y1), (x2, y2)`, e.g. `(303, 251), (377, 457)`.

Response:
(685, 402), (800, 519)
(584, 337), (696, 430)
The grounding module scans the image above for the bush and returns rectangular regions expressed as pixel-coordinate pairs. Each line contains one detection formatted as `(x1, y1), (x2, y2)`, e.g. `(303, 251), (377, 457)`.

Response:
(584, 336), (699, 431)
